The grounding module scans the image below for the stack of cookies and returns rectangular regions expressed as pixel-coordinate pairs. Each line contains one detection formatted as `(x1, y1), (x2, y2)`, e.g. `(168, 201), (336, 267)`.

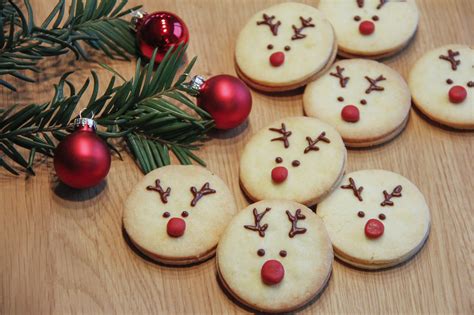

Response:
(122, 1), (472, 313)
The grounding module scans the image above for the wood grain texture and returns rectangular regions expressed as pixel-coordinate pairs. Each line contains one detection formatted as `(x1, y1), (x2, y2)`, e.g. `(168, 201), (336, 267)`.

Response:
(1, 0), (473, 314)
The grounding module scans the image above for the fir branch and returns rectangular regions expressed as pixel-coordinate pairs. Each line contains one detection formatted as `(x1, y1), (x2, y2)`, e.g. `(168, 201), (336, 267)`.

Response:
(0, 44), (215, 175)
(0, 0), (140, 91)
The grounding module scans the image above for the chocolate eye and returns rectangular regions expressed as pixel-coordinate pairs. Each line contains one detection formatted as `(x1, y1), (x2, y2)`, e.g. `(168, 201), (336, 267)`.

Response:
(163, 212), (170, 218)
(284, 45), (291, 51)
(337, 96), (344, 102)
(357, 211), (365, 218)
(354, 15), (361, 22)
(379, 213), (386, 220)
(279, 250), (287, 257)
(267, 44), (274, 50)
(467, 81), (473, 88)
(446, 79), (453, 85)
(372, 15), (379, 21)
(292, 160), (300, 167)
(275, 157), (283, 163)
(360, 99), (367, 105)
(181, 211), (189, 218)
(257, 249), (265, 256)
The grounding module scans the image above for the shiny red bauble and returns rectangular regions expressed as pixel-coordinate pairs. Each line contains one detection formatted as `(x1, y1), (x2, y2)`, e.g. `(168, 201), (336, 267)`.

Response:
(359, 20), (375, 35)
(54, 119), (111, 189)
(261, 260), (285, 285)
(365, 219), (384, 239)
(135, 11), (189, 63)
(448, 85), (467, 104)
(197, 75), (252, 129)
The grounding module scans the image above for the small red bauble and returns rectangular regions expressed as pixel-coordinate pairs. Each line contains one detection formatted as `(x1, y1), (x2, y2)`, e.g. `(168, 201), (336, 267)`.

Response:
(448, 85), (467, 104)
(134, 11), (189, 63)
(261, 260), (285, 285)
(196, 75), (252, 129)
(271, 166), (288, 183)
(167, 218), (186, 237)
(359, 21), (375, 35)
(54, 118), (111, 189)
(341, 105), (360, 122)
(270, 52), (285, 67)
(365, 219), (384, 239)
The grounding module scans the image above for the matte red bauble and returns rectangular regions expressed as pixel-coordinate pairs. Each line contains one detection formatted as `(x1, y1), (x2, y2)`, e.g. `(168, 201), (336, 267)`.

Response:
(195, 75), (252, 130)
(134, 11), (189, 63)
(54, 118), (111, 189)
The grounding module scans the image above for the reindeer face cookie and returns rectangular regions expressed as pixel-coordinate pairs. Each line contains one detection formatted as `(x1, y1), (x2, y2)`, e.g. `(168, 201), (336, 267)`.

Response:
(217, 200), (333, 313)
(235, 2), (336, 92)
(409, 45), (474, 129)
(317, 170), (430, 269)
(304, 59), (411, 147)
(123, 165), (237, 265)
(239, 117), (346, 206)
(319, 0), (419, 58)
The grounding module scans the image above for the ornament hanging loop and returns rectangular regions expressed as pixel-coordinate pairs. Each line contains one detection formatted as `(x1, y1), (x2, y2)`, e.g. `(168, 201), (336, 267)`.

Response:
(130, 9), (146, 26)
(183, 75), (206, 96)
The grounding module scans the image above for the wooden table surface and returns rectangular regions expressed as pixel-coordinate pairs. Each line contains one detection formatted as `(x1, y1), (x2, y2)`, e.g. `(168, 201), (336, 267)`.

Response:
(1, 0), (473, 314)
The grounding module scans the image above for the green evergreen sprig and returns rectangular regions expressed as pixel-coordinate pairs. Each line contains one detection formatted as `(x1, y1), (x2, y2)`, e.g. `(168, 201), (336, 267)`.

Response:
(0, 0), (141, 91)
(0, 44), (215, 175)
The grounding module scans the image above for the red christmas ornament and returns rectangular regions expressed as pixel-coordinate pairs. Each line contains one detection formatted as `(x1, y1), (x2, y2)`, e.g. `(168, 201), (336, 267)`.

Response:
(448, 85), (467, 104)
(191, 75), (252, 130)
(365, 219), (384, 239)
(261, 260), (285, 285)
(359, 20), (375, 35)
(133, 10), (189, 63)
(54, 117), (111, 189)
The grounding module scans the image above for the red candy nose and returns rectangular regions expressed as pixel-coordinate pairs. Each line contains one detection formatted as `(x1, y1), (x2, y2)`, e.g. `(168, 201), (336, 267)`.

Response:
(261, 260), (285, 285)
(167, 217), (186, 237)
(359, 21), (375, 35)
(449, 85), (467, 104)
(270, 52), (285, 67)
(365, 219), (384, 239)
(341, 105), (360, 122)
(271, 166), (288, 183)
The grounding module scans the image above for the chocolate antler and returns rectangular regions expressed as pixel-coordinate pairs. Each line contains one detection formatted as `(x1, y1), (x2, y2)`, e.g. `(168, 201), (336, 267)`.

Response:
(341, 177), (363, 201)
(257, 14), (281, 36)
(291, 17), (315, 40)
(377, 0), (387, 9)
(146, 179), (171, 203)
(330, 66), (350, 88)
(439, 49), (461, 71)
(244, 207), (271, 237)
(357, 0), (364, 8)
(365, 75), (386, 94)
(304, 132), (330, 154)
(190, 182), (216, 207)
(380, 185), (403, 206)
(269, 123), (292, 148)
(286, 209), (307, 238)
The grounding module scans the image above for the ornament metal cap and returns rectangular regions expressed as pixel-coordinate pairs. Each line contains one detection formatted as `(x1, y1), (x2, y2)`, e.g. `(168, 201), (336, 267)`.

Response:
(186, 75), (206, 93)
(73, 117), (96, 131)
(130, 9), (146, 26)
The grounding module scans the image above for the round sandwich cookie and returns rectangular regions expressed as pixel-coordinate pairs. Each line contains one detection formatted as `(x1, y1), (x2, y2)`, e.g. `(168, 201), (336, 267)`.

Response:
(317, 170), (431, 270)
(409, 45), (474, 130)
(217, 200), (333, 313)
(319, 0), (419, 59)
(123, 165), (237, 265)
(239, 117), (346, 206)
(304, 59), (411, 147)
(235, 2), (337, 92)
